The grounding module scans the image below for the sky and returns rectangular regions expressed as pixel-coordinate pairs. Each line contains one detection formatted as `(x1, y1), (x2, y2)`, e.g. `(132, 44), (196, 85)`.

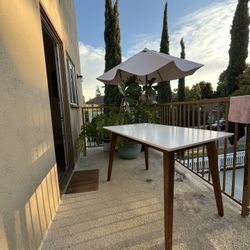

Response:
(74, 0), (249, 101)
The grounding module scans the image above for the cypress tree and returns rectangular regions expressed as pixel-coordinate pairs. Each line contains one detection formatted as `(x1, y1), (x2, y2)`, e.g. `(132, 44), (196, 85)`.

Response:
(226, 0), (249, 95)
(178, 38), (185, 101)
(104, 0), (122, 106)
(111, 0), (122, 106)
(104, 0), (113, 72)
(160, 1), (169, 54)
(113, 0), (121, 66)
(158, 1), (172, 103)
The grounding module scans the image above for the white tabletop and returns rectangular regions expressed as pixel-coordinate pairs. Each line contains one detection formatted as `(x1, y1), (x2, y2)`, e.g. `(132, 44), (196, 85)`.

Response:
(104, 123), (233, 152)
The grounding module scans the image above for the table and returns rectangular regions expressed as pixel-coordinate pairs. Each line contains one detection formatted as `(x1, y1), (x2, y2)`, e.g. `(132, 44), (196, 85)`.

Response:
(104, 123), (233, 250)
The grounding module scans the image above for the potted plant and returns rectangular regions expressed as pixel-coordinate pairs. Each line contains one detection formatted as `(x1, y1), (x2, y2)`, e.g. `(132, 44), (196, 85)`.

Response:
(115, 76), (159, 159)
(77, 106), (124, 154)
(102, 107), (125, 151)
(77, 113), (104, 154)
(77, 76), (159, 158)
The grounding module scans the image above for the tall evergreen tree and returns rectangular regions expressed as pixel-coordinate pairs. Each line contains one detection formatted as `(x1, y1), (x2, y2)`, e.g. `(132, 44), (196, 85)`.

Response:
(113, 0), (121, 66)
(199, 81), (214, 99)
(226, 0), (249, 95)
(104, 0), (113, 72)
(104, 0), (122, 106)
(178, 38), (185, 101)
(160, 2), (169, 54)
(158, 1), (172, 103)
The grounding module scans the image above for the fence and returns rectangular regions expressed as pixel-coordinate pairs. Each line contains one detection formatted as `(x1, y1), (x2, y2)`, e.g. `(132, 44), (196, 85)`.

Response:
(83, 105), (104, 124)
(182, 151), (245, 173)
(159, 97), (249, 216)
(83, 98), (249, 216)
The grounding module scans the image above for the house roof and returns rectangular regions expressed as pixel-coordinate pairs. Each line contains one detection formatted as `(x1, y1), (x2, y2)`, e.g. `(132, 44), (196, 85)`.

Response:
(86, 95), (104, 105)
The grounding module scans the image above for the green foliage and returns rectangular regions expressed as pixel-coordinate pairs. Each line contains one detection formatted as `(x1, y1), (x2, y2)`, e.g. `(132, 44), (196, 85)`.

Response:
(232, 85), (250, 96)
(118, 75), (141, 109)
(218, 65), (250, 97)
(113, 0), (121, 66)
(232, 65), (250, 95)
(216, 70), (227, 97)
(186, 84), (201, 100)
(226, 0), (249, 95)
(199, 81), (214, 99)
(77, 114), (104, 153)
(104, 0), (114, 72)
(116, 76), (159, 148)
(160, 1), (169, 54)
(185, 82), (214, 101)
(158, 1), (172, 103)
(78, 76), (160, 152)
(236, 65), (250, 87)
(77, 107), (126, 153)
(77, 127), (86, 155)
(80, 115), (104, 147)
(158, 82), (172, 103)
(180, 38), (185, 59)
(104, 0), (122, 106)
(171, 88), (178, 102)
(178, 38), (186, 102)
(117, 76), (159, 124)
(178, 78), (185, 102)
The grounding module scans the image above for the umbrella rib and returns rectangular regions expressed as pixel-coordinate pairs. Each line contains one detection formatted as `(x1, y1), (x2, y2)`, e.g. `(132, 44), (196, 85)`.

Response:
(157, 70), (164, 82)
(119, 69), (122, 81)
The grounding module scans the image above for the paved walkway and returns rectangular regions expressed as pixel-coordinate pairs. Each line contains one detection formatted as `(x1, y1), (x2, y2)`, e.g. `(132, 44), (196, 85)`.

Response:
(41, 148), (250, 250)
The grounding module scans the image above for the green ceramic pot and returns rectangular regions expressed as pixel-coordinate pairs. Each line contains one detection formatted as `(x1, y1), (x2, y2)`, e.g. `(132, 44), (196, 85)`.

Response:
(118, 141), (142, 159)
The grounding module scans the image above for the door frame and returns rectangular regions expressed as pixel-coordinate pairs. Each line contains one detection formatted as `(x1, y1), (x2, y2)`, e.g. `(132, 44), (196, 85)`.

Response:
(40, 5), (75, 171)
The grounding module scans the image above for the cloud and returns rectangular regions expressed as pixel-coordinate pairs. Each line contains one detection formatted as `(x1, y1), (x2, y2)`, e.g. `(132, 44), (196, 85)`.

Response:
(125, 34), (160, 57)
(124, 0), (249, 90)
(79, 42), (105, 101)
(170, 0), (240, 89)
(79, 0), (249, 100)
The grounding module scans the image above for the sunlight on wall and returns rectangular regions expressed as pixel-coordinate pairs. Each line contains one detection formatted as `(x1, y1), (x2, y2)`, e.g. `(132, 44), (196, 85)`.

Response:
(0, 0), (48, 91)
(0, 0), (80, 249)
(0, 165), (60, 250)
(14, 210), (25, 249)
(31, 142), (52, 164)
(0, 215), (8, 250)
(24, 164), (60, 250)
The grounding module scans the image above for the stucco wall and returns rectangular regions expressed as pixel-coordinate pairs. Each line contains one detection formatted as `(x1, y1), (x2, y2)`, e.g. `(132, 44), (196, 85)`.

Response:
(0, 0), (82, 249)
(40, 0), (83, 157)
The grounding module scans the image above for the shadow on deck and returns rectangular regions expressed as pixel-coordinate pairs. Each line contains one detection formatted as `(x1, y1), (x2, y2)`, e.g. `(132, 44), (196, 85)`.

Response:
(41, 147), (250, 250)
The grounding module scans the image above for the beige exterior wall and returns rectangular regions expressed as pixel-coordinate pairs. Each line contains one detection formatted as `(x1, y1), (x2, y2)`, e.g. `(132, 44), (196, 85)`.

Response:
(0, 0), (82, 249)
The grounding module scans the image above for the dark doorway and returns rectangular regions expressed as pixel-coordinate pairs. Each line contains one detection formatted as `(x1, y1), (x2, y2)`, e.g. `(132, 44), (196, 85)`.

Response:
(42, 27), (67, 181)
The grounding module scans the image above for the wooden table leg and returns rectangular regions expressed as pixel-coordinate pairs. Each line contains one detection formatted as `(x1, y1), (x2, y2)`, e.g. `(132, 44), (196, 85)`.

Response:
(163, 151), (175, 250)
(144, 144), (149, 170)
(107, 133), (117, 181)
(206, 141), (224, 216)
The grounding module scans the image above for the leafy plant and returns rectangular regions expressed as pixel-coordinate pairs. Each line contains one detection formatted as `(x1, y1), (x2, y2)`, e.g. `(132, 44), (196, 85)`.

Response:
(77, 126), (86, 155)
(77, 114), (104, 153)
(115, 76), (160, 149)
(117, 75), (159, 124)
(77, 76), (160, 154)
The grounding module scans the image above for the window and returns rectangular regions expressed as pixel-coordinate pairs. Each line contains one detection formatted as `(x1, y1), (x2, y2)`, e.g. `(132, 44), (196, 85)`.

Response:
(66, 56), (78, 105)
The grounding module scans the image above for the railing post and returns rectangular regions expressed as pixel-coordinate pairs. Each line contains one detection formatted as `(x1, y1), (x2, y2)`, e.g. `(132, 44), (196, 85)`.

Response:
(241, 124), (250, 217)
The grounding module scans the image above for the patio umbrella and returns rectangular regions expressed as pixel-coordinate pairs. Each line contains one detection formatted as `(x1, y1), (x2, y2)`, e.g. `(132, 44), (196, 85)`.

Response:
(97, 48), (203, 85)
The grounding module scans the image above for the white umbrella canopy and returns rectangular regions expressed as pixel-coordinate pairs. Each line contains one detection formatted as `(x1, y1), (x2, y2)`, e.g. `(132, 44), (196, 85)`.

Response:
(97, 48), (203, 85)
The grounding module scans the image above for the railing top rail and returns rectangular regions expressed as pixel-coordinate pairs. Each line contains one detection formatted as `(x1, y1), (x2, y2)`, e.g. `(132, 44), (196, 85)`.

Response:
(83, 97), (230, 109)
(159, 97), (230, 106)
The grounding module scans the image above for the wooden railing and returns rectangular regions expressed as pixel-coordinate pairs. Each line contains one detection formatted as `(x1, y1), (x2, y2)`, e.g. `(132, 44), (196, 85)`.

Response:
(83, 98), (249, 216)
(159, 97), (249, 216)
